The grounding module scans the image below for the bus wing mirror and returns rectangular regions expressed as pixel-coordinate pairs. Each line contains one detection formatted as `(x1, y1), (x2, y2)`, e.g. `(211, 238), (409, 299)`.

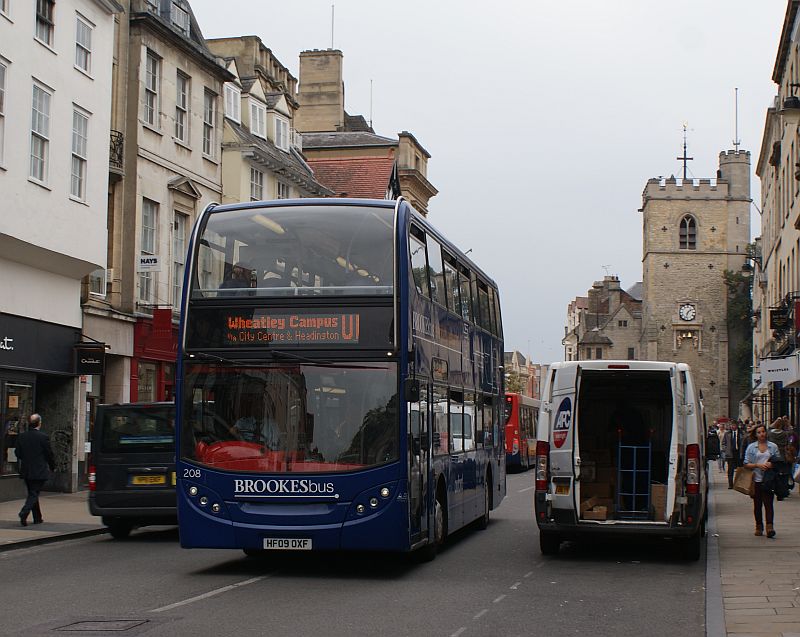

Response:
(405, 379), (420, 403)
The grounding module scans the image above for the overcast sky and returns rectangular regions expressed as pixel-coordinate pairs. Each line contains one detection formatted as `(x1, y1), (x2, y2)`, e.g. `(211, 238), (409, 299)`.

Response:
(191, 0), (786, 364)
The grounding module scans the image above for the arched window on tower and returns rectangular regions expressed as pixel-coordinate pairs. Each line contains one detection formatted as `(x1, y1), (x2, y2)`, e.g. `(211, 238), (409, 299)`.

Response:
(679, 215), (697, 250)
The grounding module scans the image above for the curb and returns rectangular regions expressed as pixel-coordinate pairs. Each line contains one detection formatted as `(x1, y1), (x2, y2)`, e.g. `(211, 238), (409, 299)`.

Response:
(0, 527), (108, 552)
(705, 476), (725, 637)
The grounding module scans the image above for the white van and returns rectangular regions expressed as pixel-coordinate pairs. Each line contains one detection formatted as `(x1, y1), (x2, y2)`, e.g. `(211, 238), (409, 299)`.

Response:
(534, 360), (707, 560)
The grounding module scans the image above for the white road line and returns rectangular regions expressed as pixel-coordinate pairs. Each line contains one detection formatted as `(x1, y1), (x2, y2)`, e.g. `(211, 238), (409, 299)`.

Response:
(450, 627), (467, 637)
(149, 576), (267, 613)
(524, 571), (534, 578)
(493, 594), (506, 604)
(510, 581), (521, 590)
(473, 609), (489, 620)
(517, 486), (535, 493)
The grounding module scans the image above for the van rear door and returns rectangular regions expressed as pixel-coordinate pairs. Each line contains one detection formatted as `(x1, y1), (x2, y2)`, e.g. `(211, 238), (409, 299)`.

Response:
(548, 364), (580, 513)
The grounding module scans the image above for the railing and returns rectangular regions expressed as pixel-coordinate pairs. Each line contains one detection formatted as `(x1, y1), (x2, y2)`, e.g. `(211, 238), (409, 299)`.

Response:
(109, 130), (124, 172)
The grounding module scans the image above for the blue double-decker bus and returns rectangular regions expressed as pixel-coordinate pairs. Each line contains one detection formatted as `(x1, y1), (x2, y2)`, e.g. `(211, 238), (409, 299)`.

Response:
(176, 198), (505, 559)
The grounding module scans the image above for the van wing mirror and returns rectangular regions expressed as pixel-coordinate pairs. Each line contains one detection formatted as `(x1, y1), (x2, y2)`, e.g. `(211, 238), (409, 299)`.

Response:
(404, 379), (420, 403)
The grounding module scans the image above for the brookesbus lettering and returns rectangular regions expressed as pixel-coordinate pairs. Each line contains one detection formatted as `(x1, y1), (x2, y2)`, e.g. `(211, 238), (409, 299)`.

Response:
(234, 479), (336, 495)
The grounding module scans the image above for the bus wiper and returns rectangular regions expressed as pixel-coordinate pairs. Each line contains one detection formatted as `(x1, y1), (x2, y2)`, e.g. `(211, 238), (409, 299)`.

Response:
(267, 349), (333, 365)
(188, 351), (241, 366)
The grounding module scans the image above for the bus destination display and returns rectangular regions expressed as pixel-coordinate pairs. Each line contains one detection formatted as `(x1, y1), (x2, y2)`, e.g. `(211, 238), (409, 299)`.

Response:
(226, 313), (359, 344)
(185, 306), (393, 350)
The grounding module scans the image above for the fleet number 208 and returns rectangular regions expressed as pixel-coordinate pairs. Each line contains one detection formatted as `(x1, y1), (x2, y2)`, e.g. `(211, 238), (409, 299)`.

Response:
(183, 468), (201, 478)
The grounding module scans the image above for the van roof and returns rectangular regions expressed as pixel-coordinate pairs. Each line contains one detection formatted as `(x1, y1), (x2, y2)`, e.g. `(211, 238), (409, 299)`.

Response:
(549, 360), (691, 373)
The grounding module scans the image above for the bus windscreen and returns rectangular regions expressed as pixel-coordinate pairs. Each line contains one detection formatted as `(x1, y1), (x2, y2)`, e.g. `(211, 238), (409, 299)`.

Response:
(191, 204), (395, 298)
(182, 361), (398, 473)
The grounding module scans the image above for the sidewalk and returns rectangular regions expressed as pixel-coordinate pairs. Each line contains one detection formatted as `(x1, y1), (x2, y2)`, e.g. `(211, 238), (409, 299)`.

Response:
(0, 489), (106, 549)
(712, 463), (800, 636)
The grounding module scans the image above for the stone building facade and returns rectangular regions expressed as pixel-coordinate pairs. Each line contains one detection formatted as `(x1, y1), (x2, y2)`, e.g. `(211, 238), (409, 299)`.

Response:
(639, 151), (751, 419)
(752, 0), (800, 425)
(562, 276), (642, 362)
(295, 49), (437, 214)
(0, 0), (121, 499)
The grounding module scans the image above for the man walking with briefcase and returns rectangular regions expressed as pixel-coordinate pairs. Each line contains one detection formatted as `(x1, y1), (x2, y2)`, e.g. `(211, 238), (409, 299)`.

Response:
(722, 422), (743, 489)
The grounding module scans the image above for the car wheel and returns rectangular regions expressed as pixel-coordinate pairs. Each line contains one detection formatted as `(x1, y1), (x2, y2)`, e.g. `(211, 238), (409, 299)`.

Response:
(108, 520), (133, 540)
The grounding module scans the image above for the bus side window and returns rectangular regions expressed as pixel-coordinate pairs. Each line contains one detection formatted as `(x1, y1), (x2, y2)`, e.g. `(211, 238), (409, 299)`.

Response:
(432, 387), (448, 455)
(482, 395), (494, 447)
(449, 389), (464, 453)
(442, 253), (460, 316)
(409, 229), (430, 298)
(463, 392), (476, 451)
(426, 236), (446, 307)
(458, 266), (472, 323)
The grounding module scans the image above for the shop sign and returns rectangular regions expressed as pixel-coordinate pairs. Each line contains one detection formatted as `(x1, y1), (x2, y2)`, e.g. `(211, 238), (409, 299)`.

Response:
(0, 313), (78, 374)
(760, 354), (800, 385)
(138, 255), (162, 272)
(770, 308), (789, 330)
(75, 345), (105, 375)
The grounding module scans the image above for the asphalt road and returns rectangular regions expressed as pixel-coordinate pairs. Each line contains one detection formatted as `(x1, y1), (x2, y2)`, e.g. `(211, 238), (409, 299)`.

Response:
(2, 472), (705, 637)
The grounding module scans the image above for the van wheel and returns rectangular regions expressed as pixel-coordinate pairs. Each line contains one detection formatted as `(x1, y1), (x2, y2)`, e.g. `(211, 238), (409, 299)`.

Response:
(539, 532), (560, 556)
(108, 520), (133, 540)
(681, 530), (702, 561)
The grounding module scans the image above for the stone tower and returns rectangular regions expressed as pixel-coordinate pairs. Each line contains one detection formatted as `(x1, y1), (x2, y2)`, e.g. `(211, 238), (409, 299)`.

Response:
(639, 150), (751, 419)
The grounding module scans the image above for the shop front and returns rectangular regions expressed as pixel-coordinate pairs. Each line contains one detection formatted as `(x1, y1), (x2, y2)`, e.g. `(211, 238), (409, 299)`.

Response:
(0, 312), (81, 500)
(132, 309), (177, 403)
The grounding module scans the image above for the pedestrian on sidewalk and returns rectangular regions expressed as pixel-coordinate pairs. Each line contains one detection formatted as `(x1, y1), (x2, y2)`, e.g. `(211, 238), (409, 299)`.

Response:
(15, 413), (55, 526)
(722, 422), (743, 489)
(707, 425), (721, 467)
(743, 423), (780, 538)
(717, 424), (726, 473)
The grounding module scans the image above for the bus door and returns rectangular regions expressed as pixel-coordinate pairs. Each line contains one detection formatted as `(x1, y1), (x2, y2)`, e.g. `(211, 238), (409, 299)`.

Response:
(408, 384), (430, 543)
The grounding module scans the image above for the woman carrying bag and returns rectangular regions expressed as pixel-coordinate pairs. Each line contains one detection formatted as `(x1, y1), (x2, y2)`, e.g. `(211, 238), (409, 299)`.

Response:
(743, 423), (781, 538)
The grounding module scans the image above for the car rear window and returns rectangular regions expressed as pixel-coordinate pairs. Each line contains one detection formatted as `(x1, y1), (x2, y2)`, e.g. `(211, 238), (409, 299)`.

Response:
(99, 406), (174, 453)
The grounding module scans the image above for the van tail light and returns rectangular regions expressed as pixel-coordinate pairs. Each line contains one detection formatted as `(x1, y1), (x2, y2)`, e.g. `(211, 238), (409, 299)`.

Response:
(88, 465), (96, 492)
(535, 440), (549, 492)
(686, 444), (700, 495)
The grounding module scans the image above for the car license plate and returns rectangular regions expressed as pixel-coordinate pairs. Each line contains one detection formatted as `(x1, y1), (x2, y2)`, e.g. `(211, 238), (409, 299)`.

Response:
(263, 538), (312, 550)
(171, 472), (176, 486)
(131, 475), (166, 485)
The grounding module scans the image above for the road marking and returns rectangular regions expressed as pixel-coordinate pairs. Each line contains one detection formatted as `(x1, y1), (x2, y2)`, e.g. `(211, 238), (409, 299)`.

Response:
(450, 627), (467, 637)
(524, 571), (534, 578)
(493, 595), (506, 604)
(510, 581), (521, 590)
(518, 486), (535, 493)
(149, 576), (267, 613)
(473, 609), (488, 619)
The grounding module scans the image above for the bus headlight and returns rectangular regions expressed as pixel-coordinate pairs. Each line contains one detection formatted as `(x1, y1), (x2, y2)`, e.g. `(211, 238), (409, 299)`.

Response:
(199, 496), (208, 506)
(189, 486), (198, 496)
(369, 497), (379, 508)
(380, 487), (390, 498)
(356, 504), (366, 514)
(211, 503), (221, 513)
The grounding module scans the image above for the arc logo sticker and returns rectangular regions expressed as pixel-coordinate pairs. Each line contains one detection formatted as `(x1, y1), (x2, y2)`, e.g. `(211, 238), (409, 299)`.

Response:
(553, 397), (572, 449)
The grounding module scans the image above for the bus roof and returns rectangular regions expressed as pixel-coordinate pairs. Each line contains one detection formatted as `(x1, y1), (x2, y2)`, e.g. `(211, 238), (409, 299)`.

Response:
(200, 198), (499, 290)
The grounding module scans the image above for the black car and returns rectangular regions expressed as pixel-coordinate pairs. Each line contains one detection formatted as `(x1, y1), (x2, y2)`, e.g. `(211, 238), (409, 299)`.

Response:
(89, 402), (176, 539)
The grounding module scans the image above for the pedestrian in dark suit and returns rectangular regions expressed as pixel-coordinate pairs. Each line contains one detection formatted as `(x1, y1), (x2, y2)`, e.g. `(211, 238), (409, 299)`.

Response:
(15, 413), (55, 526)
(722, 423), (743, 489)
